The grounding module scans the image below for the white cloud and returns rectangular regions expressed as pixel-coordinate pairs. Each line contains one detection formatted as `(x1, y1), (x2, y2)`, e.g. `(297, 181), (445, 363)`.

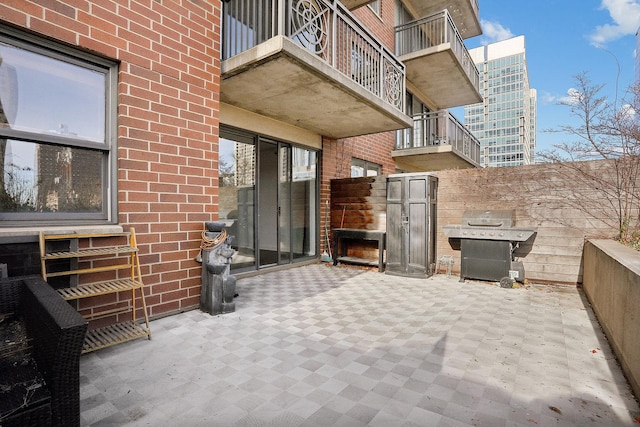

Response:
(480, 20), (514, 45)
(558, 88), (583, 105)
(541, 91), (557, 104)
(589, 0), (640, 47)
(619, 103), (636, 118)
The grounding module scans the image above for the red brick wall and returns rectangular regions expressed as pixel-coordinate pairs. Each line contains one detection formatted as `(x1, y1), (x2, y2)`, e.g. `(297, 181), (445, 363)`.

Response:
(0, 1), (222, 317)
(352, 0), (396, 51)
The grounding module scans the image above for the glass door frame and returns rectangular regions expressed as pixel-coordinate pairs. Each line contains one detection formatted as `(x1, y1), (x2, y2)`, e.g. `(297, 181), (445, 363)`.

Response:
(257, 137), (292, 268)
(220, 125), (319, 273)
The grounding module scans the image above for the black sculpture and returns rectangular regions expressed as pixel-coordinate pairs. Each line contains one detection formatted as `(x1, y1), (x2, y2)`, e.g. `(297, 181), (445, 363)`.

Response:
(198, 222), (236, 315)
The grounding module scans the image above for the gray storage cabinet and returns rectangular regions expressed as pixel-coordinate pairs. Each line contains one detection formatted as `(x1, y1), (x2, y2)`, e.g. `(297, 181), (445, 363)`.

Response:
(386, 173), (438, 277)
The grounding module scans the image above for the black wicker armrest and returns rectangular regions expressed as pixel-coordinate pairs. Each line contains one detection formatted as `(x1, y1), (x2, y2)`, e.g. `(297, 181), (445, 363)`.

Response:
(0, 276), (23, 315)
(17, 276), (88, 427)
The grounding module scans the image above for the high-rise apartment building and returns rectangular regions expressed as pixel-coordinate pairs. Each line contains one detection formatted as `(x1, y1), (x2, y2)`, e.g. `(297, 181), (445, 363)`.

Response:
(465, 36), (537, 167)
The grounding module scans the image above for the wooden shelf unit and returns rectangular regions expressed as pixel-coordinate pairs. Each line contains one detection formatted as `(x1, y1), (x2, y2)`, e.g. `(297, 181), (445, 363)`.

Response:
(39, 228), (151, 354)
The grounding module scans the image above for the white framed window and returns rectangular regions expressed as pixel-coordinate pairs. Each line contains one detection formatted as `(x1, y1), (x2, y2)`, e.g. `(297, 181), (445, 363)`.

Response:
(0, 25), (118, 225)
(351, 158), (381, 177)
(368, 0), (381, 16)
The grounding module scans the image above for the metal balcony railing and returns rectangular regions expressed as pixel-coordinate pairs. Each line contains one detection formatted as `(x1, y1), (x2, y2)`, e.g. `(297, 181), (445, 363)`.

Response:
(394, 10), (479, 93)
(396, 110), (481, 165)
(222, 0), (405, 111)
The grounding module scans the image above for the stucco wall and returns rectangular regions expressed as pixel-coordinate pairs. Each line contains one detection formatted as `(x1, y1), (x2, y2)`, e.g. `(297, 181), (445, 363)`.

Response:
(583, 239), (640, 399)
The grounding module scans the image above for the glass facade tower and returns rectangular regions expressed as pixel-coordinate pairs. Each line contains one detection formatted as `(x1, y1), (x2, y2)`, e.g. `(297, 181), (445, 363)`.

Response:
(464, 36), (537, 167)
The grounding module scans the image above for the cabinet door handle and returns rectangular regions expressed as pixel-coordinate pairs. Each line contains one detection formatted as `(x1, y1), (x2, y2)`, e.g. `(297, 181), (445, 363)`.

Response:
(401, 215), (409, 231)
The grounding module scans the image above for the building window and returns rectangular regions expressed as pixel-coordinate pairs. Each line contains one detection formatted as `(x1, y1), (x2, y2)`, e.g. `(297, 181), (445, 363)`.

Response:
(0, 26), (117, 225)
(351, 158), (381, 177)
(368, 0), (381, 16)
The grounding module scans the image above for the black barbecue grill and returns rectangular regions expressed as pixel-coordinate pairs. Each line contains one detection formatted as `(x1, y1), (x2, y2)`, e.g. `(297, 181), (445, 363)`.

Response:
(443, 210), (536, 284)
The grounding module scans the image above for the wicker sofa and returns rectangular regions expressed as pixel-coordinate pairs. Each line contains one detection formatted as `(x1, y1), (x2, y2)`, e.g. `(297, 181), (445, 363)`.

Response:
(0, 275), (87, 427)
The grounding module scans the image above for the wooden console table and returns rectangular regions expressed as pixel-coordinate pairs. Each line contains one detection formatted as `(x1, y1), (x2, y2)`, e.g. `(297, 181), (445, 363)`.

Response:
(332, 228), (386, 272)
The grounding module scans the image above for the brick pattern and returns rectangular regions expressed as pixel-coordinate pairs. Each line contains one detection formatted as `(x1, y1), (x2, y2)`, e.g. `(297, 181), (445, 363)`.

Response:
(352, 0), (395, 52)
(0, 1), (222, 317)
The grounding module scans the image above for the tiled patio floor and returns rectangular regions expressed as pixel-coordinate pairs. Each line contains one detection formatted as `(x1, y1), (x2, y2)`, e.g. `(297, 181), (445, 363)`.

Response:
(79, 264), (640, 426)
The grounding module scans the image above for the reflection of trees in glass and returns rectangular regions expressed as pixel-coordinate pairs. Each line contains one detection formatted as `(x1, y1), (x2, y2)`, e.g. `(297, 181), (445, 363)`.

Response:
(0, 53), (16, 209)
(1, 141), (101, 213)
(235, 143), (255, 187)
(0, 147), (35, 211)
(36, 145), (102, 213)
(0, 139), (7, 207)
(219, 155), (235, 187)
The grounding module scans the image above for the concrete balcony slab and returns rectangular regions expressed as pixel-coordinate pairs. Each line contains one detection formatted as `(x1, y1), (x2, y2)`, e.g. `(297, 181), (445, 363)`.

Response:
(222, 36), (412, 139)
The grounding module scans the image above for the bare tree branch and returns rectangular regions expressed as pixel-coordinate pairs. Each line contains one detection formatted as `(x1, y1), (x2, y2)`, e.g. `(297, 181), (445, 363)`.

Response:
(538, 73), (640, 244)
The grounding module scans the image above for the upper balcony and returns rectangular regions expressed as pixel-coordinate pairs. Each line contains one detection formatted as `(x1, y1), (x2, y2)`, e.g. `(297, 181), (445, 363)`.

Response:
(392, 109), (481, 171)
(339, 0), (376, 10)
(409, 0), (481, 38)
(221, 0), (413, 139)
(395, 10), (482, 110)
(341, 0), (480, 38)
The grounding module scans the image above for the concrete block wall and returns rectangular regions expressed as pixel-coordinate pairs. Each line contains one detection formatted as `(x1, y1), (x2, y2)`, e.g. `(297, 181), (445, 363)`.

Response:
(583, 239), (640, 400)
(0, 1), (222, 317)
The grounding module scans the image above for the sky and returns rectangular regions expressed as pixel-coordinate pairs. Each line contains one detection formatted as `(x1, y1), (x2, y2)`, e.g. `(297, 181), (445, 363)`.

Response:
(457, 0), (640, 154)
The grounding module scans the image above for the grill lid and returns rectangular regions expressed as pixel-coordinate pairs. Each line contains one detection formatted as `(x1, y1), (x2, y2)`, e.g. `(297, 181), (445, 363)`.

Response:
(461, 210), (515, 228)
(442, 209), (536, 242)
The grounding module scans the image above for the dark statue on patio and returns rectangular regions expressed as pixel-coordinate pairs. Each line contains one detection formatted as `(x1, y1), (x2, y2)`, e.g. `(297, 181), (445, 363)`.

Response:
(197, 221), (236, 315)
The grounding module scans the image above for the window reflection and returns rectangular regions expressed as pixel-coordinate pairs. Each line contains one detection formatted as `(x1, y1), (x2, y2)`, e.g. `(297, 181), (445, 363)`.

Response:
(0, 139), (102, 212)
(219, 137), (256, 270)
(0, 29), (114, 223)
(292, 147), (317, 259)
(0, 42), (105, 143)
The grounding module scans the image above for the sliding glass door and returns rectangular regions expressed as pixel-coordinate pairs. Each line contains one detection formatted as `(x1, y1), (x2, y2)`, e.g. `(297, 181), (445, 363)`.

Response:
(219, 127), (317, 272)
(219, 132), (256, 270)
(291, 147), (317, 260)
(258, 139), (279, 267)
